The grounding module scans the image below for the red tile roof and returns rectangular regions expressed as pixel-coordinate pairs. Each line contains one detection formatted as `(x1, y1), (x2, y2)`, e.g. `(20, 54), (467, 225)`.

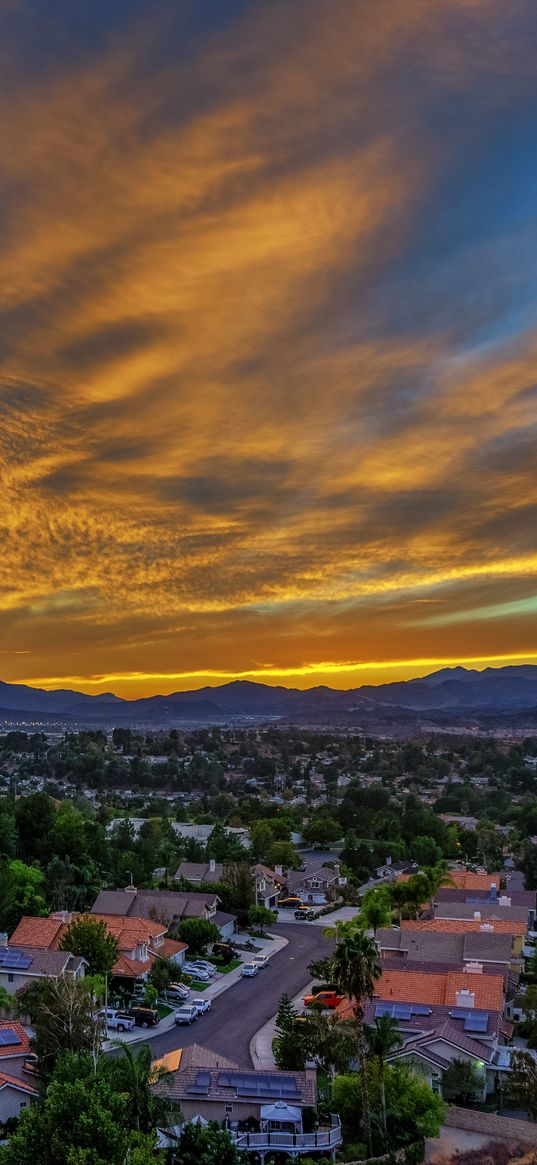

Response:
(0, 1023), (30, 1059)
(0, 1071), (37, 1095)
(9, 917), (65, 949)
(449, 871), (503, 892)
(401, 918), (526, 936)
(375, 967), (504, 1011)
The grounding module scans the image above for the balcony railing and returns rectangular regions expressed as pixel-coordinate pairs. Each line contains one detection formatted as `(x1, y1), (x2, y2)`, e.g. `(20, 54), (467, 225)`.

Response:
(231, 1124), (342, 1152)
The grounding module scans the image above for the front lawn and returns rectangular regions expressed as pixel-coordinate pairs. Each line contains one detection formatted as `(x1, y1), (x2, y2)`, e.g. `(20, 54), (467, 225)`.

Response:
(213, 958), (242, 974)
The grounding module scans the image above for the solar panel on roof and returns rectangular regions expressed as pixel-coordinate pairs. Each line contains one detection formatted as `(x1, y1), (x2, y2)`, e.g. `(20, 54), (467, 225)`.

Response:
(375, 1002), (395, 1018)
(0, 1029), (21, 1047)
(464, 1013), (488, 1033)
(393, 1004), (412, 1020)
(411, 1004), (432, 1016)
(196, 1071), (210, 1086)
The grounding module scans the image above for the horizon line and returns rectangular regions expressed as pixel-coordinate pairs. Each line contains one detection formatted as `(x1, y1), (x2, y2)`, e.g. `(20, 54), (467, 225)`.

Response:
(4, 650), (537, 699)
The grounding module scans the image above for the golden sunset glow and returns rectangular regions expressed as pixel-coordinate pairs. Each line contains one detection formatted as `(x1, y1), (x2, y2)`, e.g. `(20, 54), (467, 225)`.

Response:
(2, 1), (537, 697)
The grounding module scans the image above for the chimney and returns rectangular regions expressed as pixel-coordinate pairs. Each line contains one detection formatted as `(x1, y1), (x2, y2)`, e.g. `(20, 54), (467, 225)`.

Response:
(125, 884), (137, 894)
(473, 911), (481, 922)
(274, 865), (283, 878)
(480, 923), (494, 932)
(0, 934), (7, 949)
(465, 961), (483, 974)
(334, 863), (340, 880)
(498, 896), (511, 907)
(455, 988), (475, 1009)
(490, 882), (497, 897)
(209, 859), (216, 873)
(304, 1060), (317, 1092)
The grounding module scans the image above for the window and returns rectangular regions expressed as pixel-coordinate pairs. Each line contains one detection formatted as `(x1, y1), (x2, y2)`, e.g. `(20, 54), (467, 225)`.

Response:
(8, 974), (14, 983)
(225, 1103), (233, 1114)
(19, 1102), (27, 1110)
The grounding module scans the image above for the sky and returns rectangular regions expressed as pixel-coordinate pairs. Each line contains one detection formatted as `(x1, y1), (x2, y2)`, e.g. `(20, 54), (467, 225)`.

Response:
(1, 0), (537, 698)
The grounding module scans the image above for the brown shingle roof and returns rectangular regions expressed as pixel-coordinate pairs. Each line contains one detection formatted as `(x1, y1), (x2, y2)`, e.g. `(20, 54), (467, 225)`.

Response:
(9, 917), (65, 949)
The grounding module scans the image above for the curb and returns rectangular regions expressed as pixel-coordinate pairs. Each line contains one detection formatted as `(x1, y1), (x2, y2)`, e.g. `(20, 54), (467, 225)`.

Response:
(105, 932), (289, 1051)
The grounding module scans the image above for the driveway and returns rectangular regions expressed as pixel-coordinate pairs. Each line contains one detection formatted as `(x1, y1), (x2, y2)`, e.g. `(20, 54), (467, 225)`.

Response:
(143, 923), (333, 1067)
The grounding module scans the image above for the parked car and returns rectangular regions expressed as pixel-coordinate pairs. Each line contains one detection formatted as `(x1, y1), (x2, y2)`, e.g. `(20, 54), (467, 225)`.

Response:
(303, 989), (343, 1009)
(294, 906), (316, 920)
(174, 1005), (198, 1026)
(127, 1006), (159, 1028)
(252, 954), (269, 969)
(192, 997), (212, 1014)
(278, 897), (303, 909)
(97, 1008), (135, 1032)
(190, 960), (217, 977)
(166, 982), (190, 999)
(183, 962), (211, 981)
(241, 962), (260, 977)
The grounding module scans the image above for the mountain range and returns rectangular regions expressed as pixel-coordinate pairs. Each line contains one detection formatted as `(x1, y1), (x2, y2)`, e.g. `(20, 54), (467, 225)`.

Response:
(2, 665), (537, 732)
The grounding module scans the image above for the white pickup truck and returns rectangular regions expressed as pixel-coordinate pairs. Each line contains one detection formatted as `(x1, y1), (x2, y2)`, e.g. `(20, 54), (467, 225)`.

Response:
(97, 1008), (135, 1032)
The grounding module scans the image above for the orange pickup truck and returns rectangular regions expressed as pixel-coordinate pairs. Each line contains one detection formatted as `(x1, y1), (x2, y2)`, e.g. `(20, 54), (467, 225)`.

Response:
(303, 989), (343, 1009)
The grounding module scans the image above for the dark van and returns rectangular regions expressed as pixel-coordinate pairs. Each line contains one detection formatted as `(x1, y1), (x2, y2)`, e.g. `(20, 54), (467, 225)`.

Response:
(127, 1006), (159, 1028)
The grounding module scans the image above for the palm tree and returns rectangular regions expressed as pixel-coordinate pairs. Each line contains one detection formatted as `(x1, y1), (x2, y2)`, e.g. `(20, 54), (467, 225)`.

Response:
(422, 861), (454, 916)
(330, 924), (381, 1157)
(103, 1042), (174, 1133)
(366, 1015), (402, 1136)
(358, 888), (392, 938)
(388, 881), (412, 926)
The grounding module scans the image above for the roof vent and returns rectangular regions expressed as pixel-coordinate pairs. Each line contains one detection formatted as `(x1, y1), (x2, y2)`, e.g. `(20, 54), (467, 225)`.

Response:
(473, 911), (481, 921)
(480, 923), (494, 932)
(124, 884), (137, 894)
(498, 896), (511, 907)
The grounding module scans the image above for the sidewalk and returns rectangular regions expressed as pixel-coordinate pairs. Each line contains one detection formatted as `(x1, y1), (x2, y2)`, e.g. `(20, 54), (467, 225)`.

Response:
(249, 980), (313, 1070)
(105, 930), (288, 1049)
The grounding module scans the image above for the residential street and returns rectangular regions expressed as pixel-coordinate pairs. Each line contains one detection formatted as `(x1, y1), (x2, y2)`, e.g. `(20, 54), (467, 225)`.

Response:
(144, 922), (333, 1067)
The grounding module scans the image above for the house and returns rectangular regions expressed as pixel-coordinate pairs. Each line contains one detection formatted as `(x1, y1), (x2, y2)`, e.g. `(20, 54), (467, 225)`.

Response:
(0, 1072), (38, 1122)
(434, 901), (531, 930)
(286, 863), (344, 906)
(375, 926), (519, 973)
(374, 860), (420, 881)
(252, 865), (283, 911)
(372, 966), (505, 1013)
(0, 938), (86, 997)
(400, 917), (527, 957)
(9, 913), (187, 984)
(0, 1022), (32, 1079)
(174, 860), (224, 884)
(90, 888), (236, 940)
(153, 1044), (342, 1162)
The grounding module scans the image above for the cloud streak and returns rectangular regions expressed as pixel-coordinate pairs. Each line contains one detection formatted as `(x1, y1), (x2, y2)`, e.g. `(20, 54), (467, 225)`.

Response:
(1, 0), (537, 694)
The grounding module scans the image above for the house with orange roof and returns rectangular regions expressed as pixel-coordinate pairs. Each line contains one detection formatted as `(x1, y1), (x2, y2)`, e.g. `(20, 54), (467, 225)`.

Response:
(9, 913), (188, 984)
(0, 1070), (38, 1122)
(374, 967), (505, 1012)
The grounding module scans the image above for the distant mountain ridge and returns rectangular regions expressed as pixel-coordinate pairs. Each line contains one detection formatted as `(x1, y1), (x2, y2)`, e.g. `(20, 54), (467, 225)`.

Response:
(2, 665), (537, 729)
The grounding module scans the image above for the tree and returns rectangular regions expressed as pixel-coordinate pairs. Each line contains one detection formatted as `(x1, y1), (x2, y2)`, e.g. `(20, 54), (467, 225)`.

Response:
(305, 1011), (357, 1077)
(0, 1052), (164, 1165)
(266, 841), (301, 870)
(508, 1051), (537, 1120)
(421, 861), (454, 914)
(176, 1121), (244, 1165)
(366, 1016), (402, 1133)
(411, 836), (442, 868)
(59, 916), (119, 976)
(0, 860), (47, 933)
(302, 814), (341, 848)
(21, 975), (100, 1080)
(443, 1057), (483, 1103)
(385, 1063), (445, 1142)
(358, 888), (392, 937)
(330, 925), (381, 1156)
(101, 1042), (176, 1133)
(222, 862), (254, 924)
(177, 917), (220, 953)
(248, 904), (275, 929)
(149, 956), (179, 995)
(273, 993), (308, 1070)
